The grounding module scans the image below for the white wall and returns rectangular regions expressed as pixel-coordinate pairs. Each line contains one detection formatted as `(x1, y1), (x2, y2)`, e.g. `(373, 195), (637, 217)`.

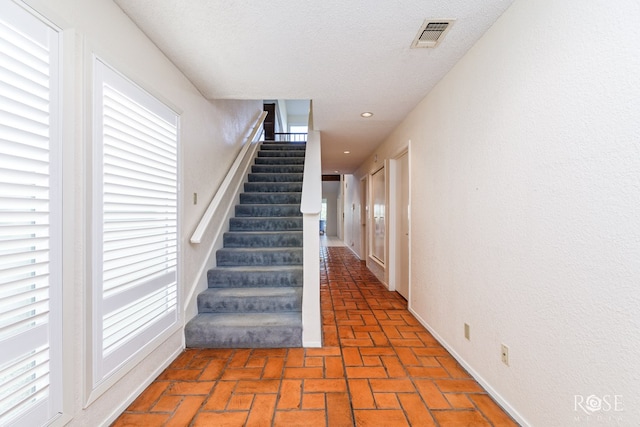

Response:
(288, 114), (310, 128)
(346, 0), (640, 425)
(277, 98), (288, 131)
(22, 0), (261, 425)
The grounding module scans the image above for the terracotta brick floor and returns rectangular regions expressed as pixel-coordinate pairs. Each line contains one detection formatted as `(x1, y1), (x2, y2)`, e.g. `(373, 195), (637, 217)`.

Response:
(112, 246), (518, 426)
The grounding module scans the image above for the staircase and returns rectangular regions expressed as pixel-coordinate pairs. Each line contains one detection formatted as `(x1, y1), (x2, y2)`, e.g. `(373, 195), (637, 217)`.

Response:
(185, 140), (306, 348)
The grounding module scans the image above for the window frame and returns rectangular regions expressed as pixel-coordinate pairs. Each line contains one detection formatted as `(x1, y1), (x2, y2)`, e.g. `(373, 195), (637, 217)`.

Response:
(89, 56), (181, 399)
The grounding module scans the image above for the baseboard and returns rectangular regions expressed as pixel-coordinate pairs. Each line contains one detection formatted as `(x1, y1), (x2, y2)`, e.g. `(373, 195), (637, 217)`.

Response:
(346, 245), (363, 260)
(408, 307), (530, 427)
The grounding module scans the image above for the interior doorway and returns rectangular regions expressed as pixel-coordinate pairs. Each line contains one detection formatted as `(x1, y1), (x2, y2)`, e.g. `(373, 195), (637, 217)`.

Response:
(359, 176), (368, 260)
(320, 199), (327, 235)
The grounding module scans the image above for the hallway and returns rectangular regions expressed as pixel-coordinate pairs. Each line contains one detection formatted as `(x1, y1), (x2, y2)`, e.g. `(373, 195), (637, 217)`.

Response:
(113, 247), (517, 426)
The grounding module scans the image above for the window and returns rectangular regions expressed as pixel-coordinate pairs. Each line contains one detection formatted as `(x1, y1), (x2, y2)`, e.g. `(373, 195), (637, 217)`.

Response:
(92, 59), (178, 386)
(320, 199), (327, 235)
(0, 1), (62, 425)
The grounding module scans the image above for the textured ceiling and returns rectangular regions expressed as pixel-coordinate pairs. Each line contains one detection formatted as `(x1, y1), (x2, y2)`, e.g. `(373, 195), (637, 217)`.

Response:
(114, 0), (514, 173)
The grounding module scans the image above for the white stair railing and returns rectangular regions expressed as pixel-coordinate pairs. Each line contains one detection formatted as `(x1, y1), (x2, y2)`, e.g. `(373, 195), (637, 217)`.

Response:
(300, 129), (322, 347)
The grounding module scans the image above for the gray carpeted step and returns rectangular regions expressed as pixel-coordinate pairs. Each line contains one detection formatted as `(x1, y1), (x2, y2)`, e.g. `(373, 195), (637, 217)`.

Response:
(248, 173), (303, 183)
(207, 266), (303, 288)
(230, 216), (302, 231)
(244, 182), (302, 192)
(235, 204), (301, 217)
(197, 287), (302, 313)
(260, 143), (306, 151)
(223, 231), (303, 248)
(251, 164), (305, 174)
(254, 157), (305, 165)
(258, 150), (306, 158)
(240, 192), (302, 204)
(216, 247), (303, 266)
(185, 312), (302, 348)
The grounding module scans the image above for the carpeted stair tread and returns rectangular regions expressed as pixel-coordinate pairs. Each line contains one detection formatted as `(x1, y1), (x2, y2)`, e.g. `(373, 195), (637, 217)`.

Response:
(185, 312), (302, 348)
(251, 165), (304, 174)
(244, 182), (303, 192)
(207, 265), (303, 288)
(254, 157), (305, 165)
(223, 231), (303, 248)
(229, 216), (302, 231)
(240, 192), (302, 204)
(216, 247), (303, 266)
(197, 287), (302, 313)
(235, 204), (302, 217)
(248, 173), (303, 182)
(258, 151), (306, 158)
(260, 143), (306, 151)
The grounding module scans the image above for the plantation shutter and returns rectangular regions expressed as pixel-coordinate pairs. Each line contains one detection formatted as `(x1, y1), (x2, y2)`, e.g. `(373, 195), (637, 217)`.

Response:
(0, 1), (62, 426)
(93, 60), (178, 384)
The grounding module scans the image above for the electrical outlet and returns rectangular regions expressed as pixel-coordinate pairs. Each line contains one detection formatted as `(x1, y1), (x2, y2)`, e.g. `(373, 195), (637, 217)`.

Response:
(464, 323), (470, 340)
(501, 344), (509, 366)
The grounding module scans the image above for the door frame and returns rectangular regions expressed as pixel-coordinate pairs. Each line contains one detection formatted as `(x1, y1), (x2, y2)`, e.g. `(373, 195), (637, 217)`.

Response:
(388, 145), (411, 300)
(359, 175), (368, 260)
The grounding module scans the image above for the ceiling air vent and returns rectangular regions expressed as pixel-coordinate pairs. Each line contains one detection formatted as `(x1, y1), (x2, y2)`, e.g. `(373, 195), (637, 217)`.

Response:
(411, 19), (455, 48)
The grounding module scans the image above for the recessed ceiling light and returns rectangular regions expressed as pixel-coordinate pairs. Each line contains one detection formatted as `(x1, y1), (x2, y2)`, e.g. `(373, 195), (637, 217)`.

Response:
(360, 112), (373, 118)
(343, 151), (350, 154)
(334, 170), (340, 173)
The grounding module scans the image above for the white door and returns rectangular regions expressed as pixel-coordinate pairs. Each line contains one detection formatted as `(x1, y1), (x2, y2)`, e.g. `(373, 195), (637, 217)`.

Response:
(396, 152), (410, 299)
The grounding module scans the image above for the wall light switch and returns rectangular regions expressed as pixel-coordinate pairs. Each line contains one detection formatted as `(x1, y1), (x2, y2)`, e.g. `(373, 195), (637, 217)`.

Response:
(501, 344), (510, 366)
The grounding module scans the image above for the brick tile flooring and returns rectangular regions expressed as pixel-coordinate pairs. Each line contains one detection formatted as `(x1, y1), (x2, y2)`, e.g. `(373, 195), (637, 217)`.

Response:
(112, 247), (518, 426)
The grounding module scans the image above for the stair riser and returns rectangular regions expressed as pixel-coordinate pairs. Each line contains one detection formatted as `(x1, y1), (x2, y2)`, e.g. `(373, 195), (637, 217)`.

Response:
(254, 157), (305, 165)
(208, 268), (303, 288)
(251, 165), (305, 174)
(216, 249), (303, 266)
(240, 193), (302, 204)
(260, 144), (306, 151)
(229, 217), (302, 231)
(248, 173), (303, 183)
(235, 205), (301, 217)
(223, 232), (303, 248)
(244, 182), (302, 192)
(197, 290), (302, 313)
(258, 151), (306, 158)
(185, 321), (302, 348)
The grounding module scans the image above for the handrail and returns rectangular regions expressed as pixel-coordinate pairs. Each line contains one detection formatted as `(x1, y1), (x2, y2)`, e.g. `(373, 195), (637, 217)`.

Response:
(300, 130), (322, 215)
(190, 111), (267, 244)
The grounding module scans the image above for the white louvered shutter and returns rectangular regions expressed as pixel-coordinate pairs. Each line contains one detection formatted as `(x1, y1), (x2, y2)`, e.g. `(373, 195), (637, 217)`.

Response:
(0, 1), (62, 426)
(93, 60), (178, 384)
